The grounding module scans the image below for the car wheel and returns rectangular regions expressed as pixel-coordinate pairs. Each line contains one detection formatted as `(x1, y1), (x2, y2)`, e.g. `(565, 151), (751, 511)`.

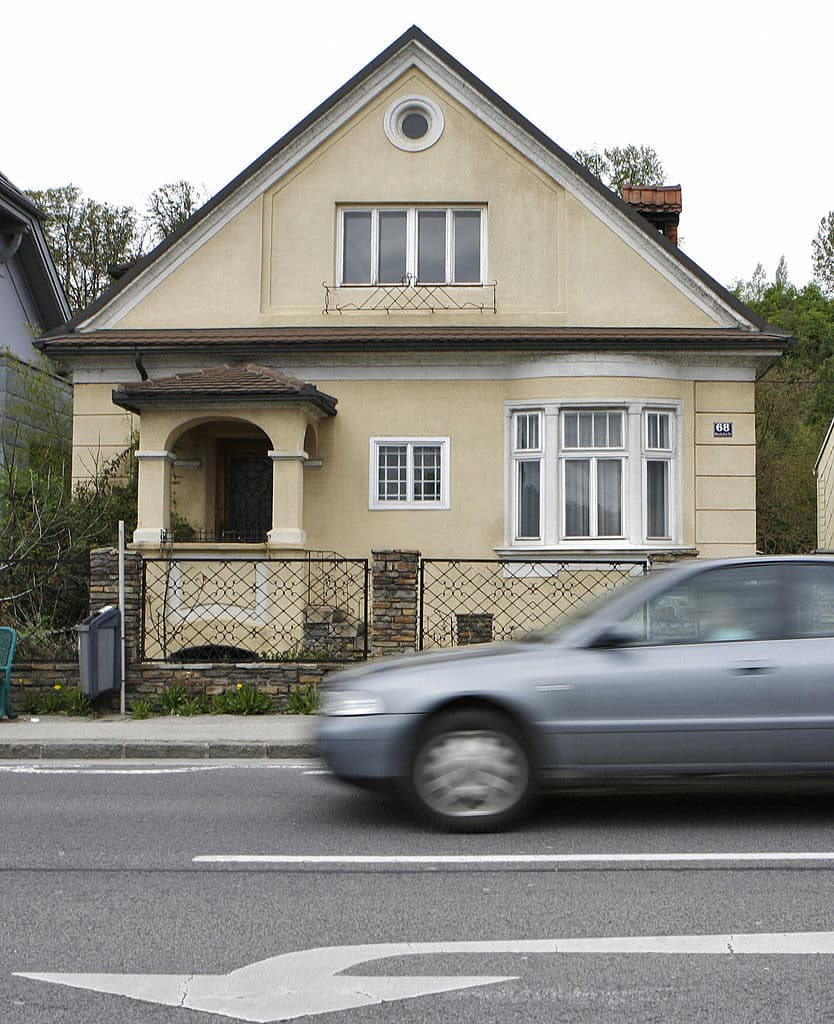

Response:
(407, 709), (533, 832)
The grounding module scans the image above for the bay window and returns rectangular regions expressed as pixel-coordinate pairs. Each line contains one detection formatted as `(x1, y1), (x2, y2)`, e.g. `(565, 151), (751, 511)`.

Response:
(507, 402), (680, 548)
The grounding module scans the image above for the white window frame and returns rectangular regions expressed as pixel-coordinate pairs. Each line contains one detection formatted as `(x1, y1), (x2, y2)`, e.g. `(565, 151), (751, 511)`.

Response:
(369, 436), (451, 510)
(504, 399), (683, 551)
(642, 408), (675, 542)
(511, 411), (543, 541)
(338, 207), (487, 287)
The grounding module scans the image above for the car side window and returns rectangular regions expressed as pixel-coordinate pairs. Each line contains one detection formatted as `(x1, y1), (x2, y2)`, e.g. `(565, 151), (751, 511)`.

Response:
(620, 564), (785, 646)
(788, 564), (834, 638)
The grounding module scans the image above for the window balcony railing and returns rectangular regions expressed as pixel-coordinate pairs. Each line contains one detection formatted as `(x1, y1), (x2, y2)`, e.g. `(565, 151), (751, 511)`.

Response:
(323, 278), (497, 314)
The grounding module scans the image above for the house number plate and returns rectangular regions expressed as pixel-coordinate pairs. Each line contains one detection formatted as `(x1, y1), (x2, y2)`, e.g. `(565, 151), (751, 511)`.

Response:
(713, 421), (733, 437)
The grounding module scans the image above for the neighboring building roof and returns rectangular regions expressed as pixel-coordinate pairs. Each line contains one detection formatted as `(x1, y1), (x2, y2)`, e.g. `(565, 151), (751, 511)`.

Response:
(39, 26), (788, 344)
(111, 364), (338, 416)
(43, 325), (791, 359)
(0, 170), (70, 329)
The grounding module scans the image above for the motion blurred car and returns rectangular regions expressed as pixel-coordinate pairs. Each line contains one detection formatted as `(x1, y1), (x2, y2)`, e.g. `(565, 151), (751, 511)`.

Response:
(317, 557), (834, 832)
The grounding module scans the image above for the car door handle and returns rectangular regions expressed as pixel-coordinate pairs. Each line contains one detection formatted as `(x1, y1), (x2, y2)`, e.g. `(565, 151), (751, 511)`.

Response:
(731, 663), (775, 675)
(535, 683), (574, 692)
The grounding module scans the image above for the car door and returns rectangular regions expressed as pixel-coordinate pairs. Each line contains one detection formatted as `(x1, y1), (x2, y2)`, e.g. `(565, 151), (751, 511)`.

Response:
(539, 562), (795, 775)
(763, 561), (834, 767)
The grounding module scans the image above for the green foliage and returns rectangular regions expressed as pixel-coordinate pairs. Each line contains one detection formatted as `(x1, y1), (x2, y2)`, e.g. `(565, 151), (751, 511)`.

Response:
(573, 144), (666, 195)
(22, 684), (95, 716)
(210, 684), (273, 715)
(129, 699), (153, 720)
(0, 360), (137, 660)
(733, 262), (834, 553)
(158, 685), (189, 715)
(812, 211), (834, 297)
(286, 684), (319, 715)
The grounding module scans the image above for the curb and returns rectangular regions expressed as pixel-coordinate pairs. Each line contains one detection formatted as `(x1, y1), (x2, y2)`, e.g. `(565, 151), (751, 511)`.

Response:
(0, 742), (319, 760)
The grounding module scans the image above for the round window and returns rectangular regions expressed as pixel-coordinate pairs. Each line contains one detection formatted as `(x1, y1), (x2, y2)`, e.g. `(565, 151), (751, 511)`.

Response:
(384, 96), (444, 152)
(400, 111), (429, 140)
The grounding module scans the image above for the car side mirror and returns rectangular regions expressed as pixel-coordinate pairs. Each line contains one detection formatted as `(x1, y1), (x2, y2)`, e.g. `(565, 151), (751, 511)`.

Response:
(588, 623), (642, 649)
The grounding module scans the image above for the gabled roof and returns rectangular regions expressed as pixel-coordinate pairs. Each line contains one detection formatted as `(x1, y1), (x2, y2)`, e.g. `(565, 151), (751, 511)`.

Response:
(0, 170), (71, 330)
(111, 363), (338, 416)
(41, 26), (787, 342)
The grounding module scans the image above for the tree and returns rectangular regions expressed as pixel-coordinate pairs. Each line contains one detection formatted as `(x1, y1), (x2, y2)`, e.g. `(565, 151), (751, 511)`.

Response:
(812, 211), (834, 296)
(0, 361), (137, 659)
(145, 180), (207, 244)
(733, 259), (834, 553)
(26, 181), (206, 314)
(573, 144), (666, 195)
(26, 185), (143, 314)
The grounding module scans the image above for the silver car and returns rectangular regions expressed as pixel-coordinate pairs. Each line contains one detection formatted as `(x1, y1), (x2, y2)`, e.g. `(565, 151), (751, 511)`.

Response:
(317, 556), (834, 832)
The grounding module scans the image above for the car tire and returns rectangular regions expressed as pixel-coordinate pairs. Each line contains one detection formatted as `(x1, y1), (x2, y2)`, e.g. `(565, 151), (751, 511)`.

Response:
(405, 708), (533, 832)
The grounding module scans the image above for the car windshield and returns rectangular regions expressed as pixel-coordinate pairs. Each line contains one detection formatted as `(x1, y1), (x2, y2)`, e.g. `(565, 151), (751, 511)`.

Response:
(524, 570), (658, 641)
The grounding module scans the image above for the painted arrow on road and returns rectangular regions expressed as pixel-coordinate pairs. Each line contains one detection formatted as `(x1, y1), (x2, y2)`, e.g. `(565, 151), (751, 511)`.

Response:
(15, 931), (834, 1022)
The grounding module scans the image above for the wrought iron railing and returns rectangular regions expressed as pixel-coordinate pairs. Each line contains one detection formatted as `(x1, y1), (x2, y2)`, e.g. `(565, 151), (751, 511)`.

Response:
(141, 556), (369, 663)
(323, 278), (497, 314)
(419, 558), (649, 650)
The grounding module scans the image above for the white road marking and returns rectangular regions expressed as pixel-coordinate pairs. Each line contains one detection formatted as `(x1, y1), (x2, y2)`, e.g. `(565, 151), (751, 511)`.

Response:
(193, 851), (834, 866)
(0, 763), (316, 776)
(16, 932), (834, 1023)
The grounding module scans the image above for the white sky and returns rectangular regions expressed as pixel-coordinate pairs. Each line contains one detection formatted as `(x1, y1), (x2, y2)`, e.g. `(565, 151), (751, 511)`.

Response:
(6, 0), (830, 291)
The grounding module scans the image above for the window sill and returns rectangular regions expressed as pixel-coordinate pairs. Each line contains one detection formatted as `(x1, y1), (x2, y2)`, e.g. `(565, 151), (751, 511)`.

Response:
(494, 545), (698, 562)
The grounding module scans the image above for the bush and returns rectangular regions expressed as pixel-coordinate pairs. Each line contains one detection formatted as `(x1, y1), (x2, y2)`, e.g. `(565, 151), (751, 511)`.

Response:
(286, 684), (319, 715)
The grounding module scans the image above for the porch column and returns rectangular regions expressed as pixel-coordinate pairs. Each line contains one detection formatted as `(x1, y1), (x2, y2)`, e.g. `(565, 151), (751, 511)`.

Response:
(133, 450), (176, 545)
(267, 449), (307, 548)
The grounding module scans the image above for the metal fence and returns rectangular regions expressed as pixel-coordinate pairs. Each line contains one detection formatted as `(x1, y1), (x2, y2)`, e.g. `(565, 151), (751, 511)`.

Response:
(141, 557), (369, 663)
(419, 558), (649, 650)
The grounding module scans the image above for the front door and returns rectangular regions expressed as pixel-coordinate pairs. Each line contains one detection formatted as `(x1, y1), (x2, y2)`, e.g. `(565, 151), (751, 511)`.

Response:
(219, 445), (272, 542)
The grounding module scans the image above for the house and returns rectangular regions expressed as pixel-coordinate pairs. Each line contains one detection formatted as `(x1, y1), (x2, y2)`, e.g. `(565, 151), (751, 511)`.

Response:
(816, 420), (834, 552)
(39, 27), (788, 573)
(0, 172), (71, 459)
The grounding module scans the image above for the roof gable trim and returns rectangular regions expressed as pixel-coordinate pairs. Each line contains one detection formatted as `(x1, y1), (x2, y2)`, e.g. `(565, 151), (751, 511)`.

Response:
(76, 32), (755, 333)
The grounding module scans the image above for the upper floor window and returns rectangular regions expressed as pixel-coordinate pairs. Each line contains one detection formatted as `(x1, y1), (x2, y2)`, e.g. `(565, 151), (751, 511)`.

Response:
(339, 207), (485, 286)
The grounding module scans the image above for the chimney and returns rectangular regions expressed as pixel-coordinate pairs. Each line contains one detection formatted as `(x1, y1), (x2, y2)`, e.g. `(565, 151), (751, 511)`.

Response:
(621, 184), (681, 245)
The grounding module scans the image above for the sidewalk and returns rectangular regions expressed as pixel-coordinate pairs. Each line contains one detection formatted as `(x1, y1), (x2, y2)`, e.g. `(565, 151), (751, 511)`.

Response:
(0, 714), (318, 760)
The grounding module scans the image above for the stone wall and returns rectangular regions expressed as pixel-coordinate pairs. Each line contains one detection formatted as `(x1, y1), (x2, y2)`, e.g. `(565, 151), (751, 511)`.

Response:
(371, 549), (419, 656)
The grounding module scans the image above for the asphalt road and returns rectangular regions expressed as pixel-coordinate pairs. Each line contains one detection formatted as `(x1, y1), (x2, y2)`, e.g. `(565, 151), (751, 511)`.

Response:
(2, 760), (834, 1023)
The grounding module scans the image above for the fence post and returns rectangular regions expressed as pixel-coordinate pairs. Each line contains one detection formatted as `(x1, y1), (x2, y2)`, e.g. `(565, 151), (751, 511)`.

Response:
(89, 547), (143, 665)
(371, 550), (420, 656)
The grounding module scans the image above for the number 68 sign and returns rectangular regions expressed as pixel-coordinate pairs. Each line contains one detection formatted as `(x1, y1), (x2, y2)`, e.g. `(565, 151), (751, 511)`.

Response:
(713, 421), (733, 437)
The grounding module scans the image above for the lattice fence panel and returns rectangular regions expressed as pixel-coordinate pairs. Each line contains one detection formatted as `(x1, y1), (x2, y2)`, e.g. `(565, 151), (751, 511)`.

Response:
(142, 557), (368, 662)
(419, 559), (648, 650)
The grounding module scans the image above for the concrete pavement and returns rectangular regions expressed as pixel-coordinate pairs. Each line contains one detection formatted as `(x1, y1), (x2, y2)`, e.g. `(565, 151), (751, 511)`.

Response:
(0, 713), (318, 759)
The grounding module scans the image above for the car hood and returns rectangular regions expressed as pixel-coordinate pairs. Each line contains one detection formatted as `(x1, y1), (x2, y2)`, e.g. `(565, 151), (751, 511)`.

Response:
(327, 640), (540, 687)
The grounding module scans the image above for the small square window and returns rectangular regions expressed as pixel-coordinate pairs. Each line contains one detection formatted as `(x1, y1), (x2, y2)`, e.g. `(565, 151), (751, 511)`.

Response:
(370, 438), (450, 510)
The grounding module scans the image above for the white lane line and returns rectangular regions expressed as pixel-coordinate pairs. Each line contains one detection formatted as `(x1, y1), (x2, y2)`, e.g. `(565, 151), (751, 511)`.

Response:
(0, 763), (317, 776)
(192, 852), (834, 866)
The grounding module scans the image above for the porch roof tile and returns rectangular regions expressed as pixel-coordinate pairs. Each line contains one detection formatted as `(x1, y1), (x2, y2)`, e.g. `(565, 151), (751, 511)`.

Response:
(111, 363), (338, 415)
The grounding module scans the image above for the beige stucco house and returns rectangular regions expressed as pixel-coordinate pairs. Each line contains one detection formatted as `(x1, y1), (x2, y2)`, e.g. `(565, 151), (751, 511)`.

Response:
(816, 420), (834, 552)
(40, 27), (789, 564)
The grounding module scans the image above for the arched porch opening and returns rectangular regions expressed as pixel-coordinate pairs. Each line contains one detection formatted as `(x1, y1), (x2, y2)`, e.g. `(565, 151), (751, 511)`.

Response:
(170, 419), (273, 542)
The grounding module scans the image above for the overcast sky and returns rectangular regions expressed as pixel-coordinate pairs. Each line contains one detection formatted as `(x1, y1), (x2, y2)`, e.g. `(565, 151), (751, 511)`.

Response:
(6, 0), (830, 292)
